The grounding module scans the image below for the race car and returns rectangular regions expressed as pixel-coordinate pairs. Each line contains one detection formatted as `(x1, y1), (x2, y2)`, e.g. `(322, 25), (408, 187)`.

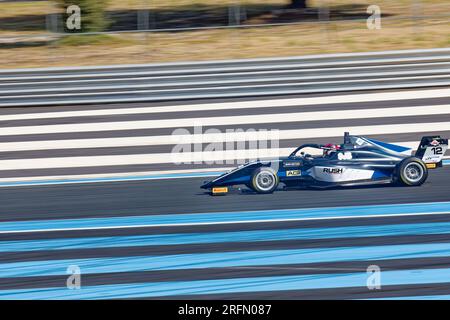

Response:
(201, 132), (448, 195)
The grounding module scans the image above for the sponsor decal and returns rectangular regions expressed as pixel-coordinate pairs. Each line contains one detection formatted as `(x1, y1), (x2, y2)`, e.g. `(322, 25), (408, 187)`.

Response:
(212, 187), (228, 194)
(426, 163), (437, 169)
(311, 167), (374, 182)
(430, 140), (440, 146)
(323, 168), (344, 174)
(423, 144), (447, 163)
(286, 170), (301, 177)
(355, 138), (365, 146)
(283, 161), (302, 168)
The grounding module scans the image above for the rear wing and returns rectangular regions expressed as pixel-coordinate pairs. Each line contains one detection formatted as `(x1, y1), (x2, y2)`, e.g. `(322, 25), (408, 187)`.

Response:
(415, 136), (448, 168)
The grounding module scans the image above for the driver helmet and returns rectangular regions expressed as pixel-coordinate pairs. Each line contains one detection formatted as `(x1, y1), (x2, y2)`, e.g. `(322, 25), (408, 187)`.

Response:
(323, 143), (340, 156)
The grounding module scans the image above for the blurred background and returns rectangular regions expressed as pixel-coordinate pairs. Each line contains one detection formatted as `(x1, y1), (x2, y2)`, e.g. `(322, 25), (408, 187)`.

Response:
(0, 0), (449, 68)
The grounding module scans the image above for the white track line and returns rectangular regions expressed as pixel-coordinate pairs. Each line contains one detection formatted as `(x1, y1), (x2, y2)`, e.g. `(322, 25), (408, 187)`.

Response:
(1, 88), (450, 122)
(0, 167), (232, 184)
(0, 141), (421, 171)
(0, 123), (449, 152)
(1, 105), (450, 136)
(0, 148), (285, 171)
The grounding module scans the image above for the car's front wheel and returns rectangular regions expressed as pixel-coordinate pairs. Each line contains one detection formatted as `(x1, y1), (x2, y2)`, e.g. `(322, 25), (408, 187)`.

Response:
(396, 157), (428, 186)
(250, 167), (279, 194)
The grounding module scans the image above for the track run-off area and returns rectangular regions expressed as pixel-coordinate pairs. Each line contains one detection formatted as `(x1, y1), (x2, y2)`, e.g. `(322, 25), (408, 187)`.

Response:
(0, 87), (450, 299)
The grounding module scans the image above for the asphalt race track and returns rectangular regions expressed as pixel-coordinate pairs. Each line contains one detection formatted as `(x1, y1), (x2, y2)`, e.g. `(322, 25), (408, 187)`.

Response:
(1, 167), (450, 221)
(1, 88), (450, 299)
(0, 167), (449, 299)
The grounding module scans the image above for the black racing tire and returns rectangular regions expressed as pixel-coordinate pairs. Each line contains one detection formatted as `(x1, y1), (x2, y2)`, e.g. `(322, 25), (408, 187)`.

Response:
(396, 157), (428, 186)
(250, 167), (279, 194)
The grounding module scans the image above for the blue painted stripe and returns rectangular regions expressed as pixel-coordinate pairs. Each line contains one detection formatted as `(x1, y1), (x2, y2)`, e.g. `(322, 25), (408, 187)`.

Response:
(2, 220), (450, 253)
(367, 139), (412, 152)
(0, 160), (447, 188)
(368, 294), (450, 300)
(1, 201), (450, 233)
(3, 241), (450, 278)
(1, 267), (450, 299)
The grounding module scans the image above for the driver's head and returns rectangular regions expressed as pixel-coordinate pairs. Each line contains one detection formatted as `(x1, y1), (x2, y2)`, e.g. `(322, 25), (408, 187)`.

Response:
(323, 143), (340, 156)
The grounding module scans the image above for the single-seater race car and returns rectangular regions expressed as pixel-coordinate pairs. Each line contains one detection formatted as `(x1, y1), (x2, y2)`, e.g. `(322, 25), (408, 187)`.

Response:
(201, 132), (448, 195)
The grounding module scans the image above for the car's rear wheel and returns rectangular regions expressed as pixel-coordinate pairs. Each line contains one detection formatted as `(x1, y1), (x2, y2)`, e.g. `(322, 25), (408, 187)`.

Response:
(250, 167), (279, 194)
(397, 157), (428, 186)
